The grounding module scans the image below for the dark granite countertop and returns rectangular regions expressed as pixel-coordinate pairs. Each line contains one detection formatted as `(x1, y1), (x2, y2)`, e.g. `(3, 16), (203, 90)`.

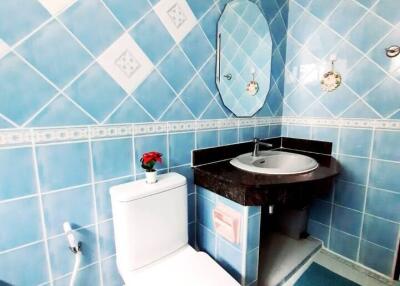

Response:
(193, 138), (341, 206)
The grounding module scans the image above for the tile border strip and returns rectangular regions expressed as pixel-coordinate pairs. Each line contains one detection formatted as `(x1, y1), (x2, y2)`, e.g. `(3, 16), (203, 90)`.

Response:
(0, 117), (400, 146)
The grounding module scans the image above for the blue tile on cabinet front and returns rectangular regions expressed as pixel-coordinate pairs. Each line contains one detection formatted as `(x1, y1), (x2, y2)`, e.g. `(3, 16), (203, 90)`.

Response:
(197, 224), (216, 258)
(0, 242), (48, 286)
(43, 186), (95, 237)
(92, 138), (133, 181)
(246, 248), (259, 285)
(36, 142), (91, 192)
(247, 214), (261, 251)
(0, 147), (36, 200)
(217, 238), (243, 282)
(197, 195), (216, 231)
(169, 132), (195, 167)
(48, 226), (98, 279)
(134, 134), (168, 172)
(0, 197), (42, 251)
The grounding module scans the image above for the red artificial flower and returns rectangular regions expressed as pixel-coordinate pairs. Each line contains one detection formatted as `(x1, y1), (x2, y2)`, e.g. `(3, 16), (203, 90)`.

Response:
(140, 151), (163, 171)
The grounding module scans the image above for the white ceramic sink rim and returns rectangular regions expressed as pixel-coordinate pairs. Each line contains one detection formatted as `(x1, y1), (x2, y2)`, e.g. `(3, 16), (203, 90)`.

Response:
(230, 150), (319, 175)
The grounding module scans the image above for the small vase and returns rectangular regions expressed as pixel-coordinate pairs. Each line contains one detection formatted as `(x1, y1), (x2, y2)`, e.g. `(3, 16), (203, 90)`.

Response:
(145, 170), (157, 184)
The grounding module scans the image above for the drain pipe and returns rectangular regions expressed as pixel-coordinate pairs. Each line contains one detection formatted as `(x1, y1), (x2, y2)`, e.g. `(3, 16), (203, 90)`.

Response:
(63, 222), (82, 286)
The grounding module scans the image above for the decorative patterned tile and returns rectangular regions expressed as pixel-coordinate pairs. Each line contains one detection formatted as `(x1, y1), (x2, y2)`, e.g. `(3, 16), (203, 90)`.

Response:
(97, 33), (154, 94)
(39, 0), (76, 16)
(154, 0), (197, 43)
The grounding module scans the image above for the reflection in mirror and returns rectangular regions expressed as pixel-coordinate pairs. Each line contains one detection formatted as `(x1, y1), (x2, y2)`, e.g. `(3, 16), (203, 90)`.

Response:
(216, 0), (272, 117)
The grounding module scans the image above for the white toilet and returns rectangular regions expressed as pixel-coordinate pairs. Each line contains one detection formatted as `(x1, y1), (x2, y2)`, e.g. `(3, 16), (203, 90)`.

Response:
(110, 172), (240, 286)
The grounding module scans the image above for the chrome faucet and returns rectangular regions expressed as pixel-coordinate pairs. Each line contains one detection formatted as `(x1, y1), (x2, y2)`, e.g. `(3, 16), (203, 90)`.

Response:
(252, 138), (273, 157)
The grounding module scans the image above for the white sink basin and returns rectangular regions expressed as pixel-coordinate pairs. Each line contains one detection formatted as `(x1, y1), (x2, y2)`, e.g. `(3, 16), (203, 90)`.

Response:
(230, 150), (319, 175)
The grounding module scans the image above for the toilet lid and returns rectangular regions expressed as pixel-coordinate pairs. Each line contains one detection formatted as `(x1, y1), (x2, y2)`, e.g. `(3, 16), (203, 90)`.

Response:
(121, 246), (240, 286)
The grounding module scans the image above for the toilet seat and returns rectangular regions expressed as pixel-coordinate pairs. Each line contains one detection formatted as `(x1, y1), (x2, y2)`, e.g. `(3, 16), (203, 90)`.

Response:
(121, 246), (240, 286)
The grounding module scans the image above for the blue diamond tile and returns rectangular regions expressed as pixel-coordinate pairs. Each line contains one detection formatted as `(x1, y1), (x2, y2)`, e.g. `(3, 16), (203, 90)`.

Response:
(134, 71), (175, 119)
(0, 53), (56, 125)
(354, 0), (378, 7)
(346, 58), (386, 96)
(17, 20), (92, 88)
(341, 100), (380, 119)
(187, 0), (214, 19)
(160, 99), (194, 121)
(307, 25), (341, 58)
(266, 85), (283, 114)
(285, 86), (315, 115)
(60, 0), (123, 56)
(106, 97), (152, 124)
(0, 0), (50, 45)
(130, 11), (174, 65)
(180, 76), (213, 117)
(364, 77), (400, 117)
(347, 13), (391, 53)
(326, 1), (367, 35)
(373, 0), (400, 25)
(199, 57), (218, 95)
(66, 64), (126, 122)
(308, 0), (340, 21)
(328, 40), (363, 75)
(0, 117), (13, 129)
(320, 85), (359, 116)
(159, 47), (196, 93)
(181, 26), (214, 70)
(201, 100), (227, 119)
(287, 1), (305, 29)
(290, 11), (320, 44)
(270, 14), (286, 45)
(28, 95), (95, 127)
(285, 36), (302, 63)
(103, 0), (151, 28)
(303, 101), (333, 118)
(200, 6), (221, 49)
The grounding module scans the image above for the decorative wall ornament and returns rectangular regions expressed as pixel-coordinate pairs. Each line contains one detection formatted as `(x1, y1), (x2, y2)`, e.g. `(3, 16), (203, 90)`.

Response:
(246, 69), (259, 96)
(321, 55), (341, 92)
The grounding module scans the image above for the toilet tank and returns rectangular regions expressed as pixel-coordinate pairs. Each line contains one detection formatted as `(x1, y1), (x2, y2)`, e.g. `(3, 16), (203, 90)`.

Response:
(110, 173), (188, 272)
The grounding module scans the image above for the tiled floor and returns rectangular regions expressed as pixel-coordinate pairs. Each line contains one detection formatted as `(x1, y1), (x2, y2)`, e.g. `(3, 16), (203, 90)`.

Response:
(284, 249), (399, 286)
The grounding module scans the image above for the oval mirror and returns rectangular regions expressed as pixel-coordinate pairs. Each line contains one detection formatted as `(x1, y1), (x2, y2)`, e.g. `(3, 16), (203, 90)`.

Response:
(216, 0), (272, 117)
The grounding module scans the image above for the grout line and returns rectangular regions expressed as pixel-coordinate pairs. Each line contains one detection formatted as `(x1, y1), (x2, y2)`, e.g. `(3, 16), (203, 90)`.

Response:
(30, 129), (54, 285)
(87, 127), (104, 286)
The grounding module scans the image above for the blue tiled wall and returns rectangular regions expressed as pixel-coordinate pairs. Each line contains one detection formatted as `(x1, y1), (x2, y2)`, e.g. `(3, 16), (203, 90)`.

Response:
(283, 0), (400, 277)
(0, 0), (288, 285)
(197, 187), (262, 286)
